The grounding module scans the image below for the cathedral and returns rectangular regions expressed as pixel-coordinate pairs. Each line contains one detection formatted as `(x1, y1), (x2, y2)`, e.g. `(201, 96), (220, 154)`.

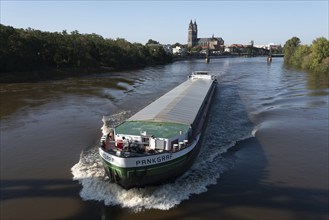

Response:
(188, 20), (224, 50)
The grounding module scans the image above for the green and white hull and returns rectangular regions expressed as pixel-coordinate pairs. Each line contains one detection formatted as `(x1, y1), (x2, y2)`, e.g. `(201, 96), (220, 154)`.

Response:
(99, 71), (217, 189)
(99, 135), (201, 189)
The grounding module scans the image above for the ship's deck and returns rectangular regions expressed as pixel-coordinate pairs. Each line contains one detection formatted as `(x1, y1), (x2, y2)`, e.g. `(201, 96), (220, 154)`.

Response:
(115, 77), (214, 138)
(115, 121), (189, 139)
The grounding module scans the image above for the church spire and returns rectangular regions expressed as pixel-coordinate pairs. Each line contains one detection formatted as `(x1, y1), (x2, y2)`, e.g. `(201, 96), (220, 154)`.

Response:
(193, 20), (197, 31)
(188, 20), (193, 31)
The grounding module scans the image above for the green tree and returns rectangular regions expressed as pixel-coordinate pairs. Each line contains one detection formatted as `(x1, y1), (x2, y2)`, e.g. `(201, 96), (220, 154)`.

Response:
(172, 42), (184, 48)
(284, 37), (301, 65)
(190, 45), (202, 53)
(283, 36), (329, 74)
(290, 44), (311, 68)
(309, 37), (329, 72)
(146, 39), (159, 45)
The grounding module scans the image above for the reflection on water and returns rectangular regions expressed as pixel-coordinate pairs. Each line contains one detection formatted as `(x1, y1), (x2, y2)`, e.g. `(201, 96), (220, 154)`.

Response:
(306, 72), (329, 95)
(1, 57), (328, 219)
(0, 76), (137, 119)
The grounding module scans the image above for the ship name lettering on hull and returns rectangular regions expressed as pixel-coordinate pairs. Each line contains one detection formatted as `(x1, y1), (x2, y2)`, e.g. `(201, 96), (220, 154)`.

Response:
(136, 154), (172, 166)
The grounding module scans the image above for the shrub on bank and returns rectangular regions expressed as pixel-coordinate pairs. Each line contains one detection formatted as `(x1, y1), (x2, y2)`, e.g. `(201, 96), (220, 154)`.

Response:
(284, 37), (329, 74)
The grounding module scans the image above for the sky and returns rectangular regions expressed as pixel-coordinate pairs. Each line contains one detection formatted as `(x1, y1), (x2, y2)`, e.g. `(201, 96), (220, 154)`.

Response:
(1, 0), (328, 46)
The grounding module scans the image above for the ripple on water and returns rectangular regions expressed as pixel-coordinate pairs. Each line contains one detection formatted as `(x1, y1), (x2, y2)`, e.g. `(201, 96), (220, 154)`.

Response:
(71, 81), (255, 211)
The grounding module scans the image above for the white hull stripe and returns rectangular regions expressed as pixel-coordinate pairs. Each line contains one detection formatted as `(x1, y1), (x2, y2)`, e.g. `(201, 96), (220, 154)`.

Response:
(99, 135), (200, 168)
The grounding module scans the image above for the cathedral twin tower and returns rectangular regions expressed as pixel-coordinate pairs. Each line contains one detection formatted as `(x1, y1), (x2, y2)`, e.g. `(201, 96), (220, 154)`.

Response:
(188, 20), (198, 47)
(187, 20), (225, 50)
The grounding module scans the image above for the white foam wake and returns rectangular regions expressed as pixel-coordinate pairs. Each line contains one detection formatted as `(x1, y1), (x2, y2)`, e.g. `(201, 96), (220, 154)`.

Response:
(71, 107), (255, 211)
(101, 111), (132, 135)
(70, 135), (250, 211)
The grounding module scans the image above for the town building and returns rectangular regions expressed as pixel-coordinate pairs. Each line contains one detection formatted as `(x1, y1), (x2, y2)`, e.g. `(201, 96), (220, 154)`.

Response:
(172, 46), (187, 55)
(187, 20), (224, 51)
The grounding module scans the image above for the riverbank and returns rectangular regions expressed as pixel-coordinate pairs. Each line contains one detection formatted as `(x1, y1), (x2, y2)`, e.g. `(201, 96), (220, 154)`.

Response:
(172, 54), (283, 62)
(0, 64), (151, 83)
(0, 67), (107, 83)
(0, 59), (175, 83)
(1, 55), (285, 83)
(2, 65), (132, 83)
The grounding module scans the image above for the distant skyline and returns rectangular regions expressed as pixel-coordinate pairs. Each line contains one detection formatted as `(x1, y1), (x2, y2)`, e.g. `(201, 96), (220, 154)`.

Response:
(1, 1), (328, 46)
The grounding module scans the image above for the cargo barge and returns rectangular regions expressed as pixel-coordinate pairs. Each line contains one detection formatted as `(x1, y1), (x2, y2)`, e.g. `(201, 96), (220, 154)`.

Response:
(99, 71), (217, 189)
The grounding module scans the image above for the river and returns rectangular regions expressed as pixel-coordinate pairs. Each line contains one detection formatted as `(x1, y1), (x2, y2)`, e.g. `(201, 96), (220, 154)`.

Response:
(1, 57), (328, 220)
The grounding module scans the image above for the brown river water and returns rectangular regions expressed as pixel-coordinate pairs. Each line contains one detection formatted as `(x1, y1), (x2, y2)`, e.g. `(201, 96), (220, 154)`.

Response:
(1, 57), (328, 220)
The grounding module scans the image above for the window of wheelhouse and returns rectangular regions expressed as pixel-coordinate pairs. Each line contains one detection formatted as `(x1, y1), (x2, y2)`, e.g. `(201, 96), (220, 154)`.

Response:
(142, 137), (149, 147)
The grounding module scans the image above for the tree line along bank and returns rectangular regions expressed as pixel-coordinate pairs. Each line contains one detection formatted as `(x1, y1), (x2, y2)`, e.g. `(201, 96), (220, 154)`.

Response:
(0, 24), (172, 82)
(1, 24), (328, 82)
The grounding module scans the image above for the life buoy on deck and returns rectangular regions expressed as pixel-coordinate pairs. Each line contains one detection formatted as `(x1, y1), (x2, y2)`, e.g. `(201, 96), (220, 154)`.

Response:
(116, 139), (123, 149)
